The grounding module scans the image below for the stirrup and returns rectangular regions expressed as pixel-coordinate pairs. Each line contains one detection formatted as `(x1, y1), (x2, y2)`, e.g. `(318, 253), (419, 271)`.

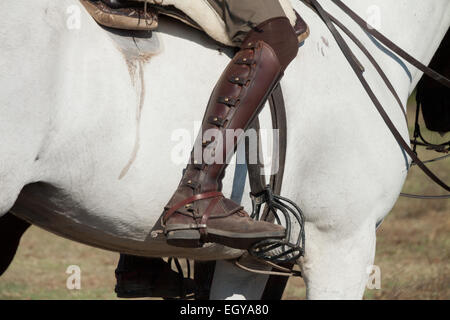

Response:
(249, 185), (305, 264)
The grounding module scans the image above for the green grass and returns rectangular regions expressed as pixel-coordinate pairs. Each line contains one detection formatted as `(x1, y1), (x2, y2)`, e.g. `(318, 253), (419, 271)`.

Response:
(0, 226), (119, 300)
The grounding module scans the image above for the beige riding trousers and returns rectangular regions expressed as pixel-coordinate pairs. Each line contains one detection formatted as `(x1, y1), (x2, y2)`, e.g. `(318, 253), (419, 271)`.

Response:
(206, 0), (288, 44)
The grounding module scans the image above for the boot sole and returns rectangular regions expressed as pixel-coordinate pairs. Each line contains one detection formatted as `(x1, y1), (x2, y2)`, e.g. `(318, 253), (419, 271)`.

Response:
(166, 229), (203, 248)
(166, 228), (285, 250)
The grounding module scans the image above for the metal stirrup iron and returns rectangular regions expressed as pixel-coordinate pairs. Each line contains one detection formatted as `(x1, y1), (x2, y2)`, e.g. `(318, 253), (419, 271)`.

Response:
(249, 186), (305, 264)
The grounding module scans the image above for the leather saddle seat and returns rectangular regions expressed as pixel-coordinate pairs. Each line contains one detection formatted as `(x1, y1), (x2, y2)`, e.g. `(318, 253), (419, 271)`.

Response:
(80, 0), (310, 46)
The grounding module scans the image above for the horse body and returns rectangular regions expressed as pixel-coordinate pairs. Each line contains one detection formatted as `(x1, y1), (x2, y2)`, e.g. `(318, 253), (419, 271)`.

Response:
(0, 0), (448, 299)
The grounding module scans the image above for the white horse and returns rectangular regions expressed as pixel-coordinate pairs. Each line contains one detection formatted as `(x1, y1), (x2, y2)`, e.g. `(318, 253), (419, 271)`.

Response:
(0, 0), (448, 299)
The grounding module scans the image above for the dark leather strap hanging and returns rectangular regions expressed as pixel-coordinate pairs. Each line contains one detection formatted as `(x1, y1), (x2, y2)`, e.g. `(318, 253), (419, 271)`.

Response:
(261, 0), (450, 300)
(304, 0), (450, 193)
(328, 0), (450, 88)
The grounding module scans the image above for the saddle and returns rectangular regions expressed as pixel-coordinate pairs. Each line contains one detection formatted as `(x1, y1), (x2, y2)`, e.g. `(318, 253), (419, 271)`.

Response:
(80, 0), (310, 46)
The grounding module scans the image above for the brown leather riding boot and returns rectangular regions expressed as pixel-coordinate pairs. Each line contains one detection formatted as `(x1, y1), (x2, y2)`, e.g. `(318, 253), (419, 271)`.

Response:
(162, 17), (299, 250)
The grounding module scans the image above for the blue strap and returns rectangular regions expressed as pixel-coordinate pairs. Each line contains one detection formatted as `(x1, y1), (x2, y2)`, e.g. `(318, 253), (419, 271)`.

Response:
(230, 141), (248, 204)
(366, 33), (412, 82)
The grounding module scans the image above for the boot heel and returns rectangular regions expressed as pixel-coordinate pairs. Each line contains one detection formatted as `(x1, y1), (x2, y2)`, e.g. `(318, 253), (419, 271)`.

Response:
(166, 230), (202, 248)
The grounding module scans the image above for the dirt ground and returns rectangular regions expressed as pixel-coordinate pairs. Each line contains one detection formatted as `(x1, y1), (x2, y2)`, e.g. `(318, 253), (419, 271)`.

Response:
(0, 102), (448, 300)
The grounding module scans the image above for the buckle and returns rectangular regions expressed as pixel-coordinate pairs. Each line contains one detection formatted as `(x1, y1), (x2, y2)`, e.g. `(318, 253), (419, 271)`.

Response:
(229, 76), (249, 85)
(207, 116), (226, 127)
(250, 192), (267, 205)
(184, 179), (200, 190)
(242, 41), (258, 49)
(193, 161), (206, 170)
(217, 96), (237, 106)
(235, 57), (255, 65)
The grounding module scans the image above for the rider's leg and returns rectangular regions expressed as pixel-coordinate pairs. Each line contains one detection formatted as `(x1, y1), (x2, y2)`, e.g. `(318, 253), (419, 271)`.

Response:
(207, 0), (289, 45)
(114, 1), (301, 298)
(162, 16), (299, 249)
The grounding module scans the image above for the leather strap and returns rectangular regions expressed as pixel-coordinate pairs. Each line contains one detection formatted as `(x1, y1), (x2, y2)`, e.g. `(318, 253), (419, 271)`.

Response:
(163, 191), (222, 225)
(199, 196), (222, 237)
(245, 84), (292, 299)
(261, 84), (293, 300)
(327, 0), (450, 88)
(267, 84), (288, 196)
(261, 2), (450, 299)
(246, 84), (288, 216)
(325, 12), (407, 121)
(307, 0), (450, 193)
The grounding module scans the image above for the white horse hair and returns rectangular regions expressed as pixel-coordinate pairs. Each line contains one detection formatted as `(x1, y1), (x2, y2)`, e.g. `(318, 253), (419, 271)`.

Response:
(0, 0), (448, 299)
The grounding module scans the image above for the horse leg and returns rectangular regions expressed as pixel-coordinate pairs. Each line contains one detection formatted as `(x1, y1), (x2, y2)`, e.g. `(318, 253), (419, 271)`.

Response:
(301, 221), (377, 300)
(0, 212), (31, 276)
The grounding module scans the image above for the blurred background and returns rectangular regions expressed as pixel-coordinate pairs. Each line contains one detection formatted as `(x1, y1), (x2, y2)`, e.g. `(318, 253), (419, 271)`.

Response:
(0, 95), (448, 300)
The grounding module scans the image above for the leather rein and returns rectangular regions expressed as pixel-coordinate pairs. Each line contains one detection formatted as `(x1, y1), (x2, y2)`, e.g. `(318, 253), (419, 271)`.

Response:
(303, 0), (450, 199)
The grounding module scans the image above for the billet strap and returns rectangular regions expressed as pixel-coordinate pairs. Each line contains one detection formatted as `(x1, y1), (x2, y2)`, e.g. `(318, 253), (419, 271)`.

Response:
(163, 191), (222, 225)
(306, 0), (450, 193)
